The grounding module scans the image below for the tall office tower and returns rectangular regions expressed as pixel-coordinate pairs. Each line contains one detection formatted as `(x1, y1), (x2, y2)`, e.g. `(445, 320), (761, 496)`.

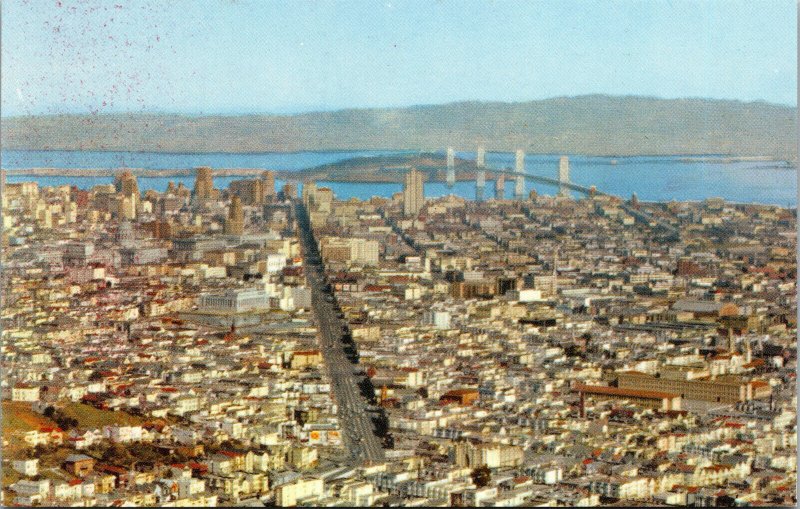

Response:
(225, 195), (245, 235)
(514, 150), (525, 199)
(302, 181), (318, 208)
(476, 147), (486, 168)
(253, 179), (264, 205)
(119, 195), (137, 220)
(262, 170), (276, 200)
(114, 170), (140, 198)
(446, 147), (456, 187)
(559, 156), (570, 198)
(229, 179), (262, 206)
(403, 168), (425, 217)
(495, 174), (505, 199)
(117, 220), (136, 248)
(175, 183), (191, 199)
(282, 183), (297, 200)
(193, 167), (215, 200)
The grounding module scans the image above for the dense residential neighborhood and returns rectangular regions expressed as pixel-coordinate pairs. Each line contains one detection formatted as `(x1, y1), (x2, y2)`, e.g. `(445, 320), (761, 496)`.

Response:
(1, 166), (796, 507)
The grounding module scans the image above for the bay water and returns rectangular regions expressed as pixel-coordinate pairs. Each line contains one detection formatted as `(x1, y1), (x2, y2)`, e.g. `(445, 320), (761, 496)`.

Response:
(2, 150), (795, 207)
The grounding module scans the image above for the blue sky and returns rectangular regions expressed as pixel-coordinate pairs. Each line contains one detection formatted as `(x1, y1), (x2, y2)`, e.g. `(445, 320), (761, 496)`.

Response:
(1, 0), (796, 117)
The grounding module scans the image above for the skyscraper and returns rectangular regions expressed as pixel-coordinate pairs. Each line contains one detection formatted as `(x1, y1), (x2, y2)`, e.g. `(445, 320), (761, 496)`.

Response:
(193, 167), (215, 201)
(282, 183), (298, 200)
(302, 181), (318, 208)
(117, 220), (136, 248)
(225, 195), (244, 235)
(119, 195), (137, 220)
(114, 170), (140, 198)
(403, 169), (424, 217)
(559, 156), (570, 198)
(229, 179), (262, 206)
(262, 171), (276, 200)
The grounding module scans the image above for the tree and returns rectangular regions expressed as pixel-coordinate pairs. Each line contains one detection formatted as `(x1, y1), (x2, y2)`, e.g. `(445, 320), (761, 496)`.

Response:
(102, 443), (134, 466)
(471, 465), (491, 488)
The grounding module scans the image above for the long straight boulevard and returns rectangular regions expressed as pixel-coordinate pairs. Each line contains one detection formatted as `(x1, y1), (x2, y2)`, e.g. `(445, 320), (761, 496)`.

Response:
(293, 200), (386, 465)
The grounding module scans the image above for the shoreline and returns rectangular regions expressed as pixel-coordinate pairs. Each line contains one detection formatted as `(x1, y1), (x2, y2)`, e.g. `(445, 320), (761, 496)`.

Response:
(1, 148), (794, 165)
(4, 173), (795, 211)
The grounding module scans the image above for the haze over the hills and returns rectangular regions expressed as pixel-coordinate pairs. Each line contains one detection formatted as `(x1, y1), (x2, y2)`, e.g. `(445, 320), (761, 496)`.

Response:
(2, 95), (796, 161)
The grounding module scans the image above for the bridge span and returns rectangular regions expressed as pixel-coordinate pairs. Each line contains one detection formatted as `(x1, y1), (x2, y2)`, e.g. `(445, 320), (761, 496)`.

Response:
(294, 162), (680, 239)
(479, 166), (680, 238)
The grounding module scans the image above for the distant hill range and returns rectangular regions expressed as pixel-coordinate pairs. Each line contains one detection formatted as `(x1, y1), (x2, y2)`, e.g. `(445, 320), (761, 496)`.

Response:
(2, 95), (796, 160)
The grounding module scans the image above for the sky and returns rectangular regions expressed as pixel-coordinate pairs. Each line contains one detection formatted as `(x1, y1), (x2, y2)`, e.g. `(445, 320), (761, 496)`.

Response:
(1, 0), (797, 117)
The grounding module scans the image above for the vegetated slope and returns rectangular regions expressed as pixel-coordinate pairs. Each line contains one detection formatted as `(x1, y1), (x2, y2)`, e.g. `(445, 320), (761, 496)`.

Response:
(3, 95), (796, 160)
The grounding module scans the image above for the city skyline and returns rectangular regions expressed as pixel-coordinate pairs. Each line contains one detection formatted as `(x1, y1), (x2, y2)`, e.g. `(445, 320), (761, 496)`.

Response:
(1, 0), (797, 117)
(1, 2), (796, 507)
(3, 162), (795, 506)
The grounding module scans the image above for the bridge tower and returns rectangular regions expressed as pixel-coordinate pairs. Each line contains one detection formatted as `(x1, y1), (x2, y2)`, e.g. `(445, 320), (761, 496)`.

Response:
(514, 150), (525, 199)
(475, 146), (486, 201)
(558, 156), (570, 198)
(495, 174), (505, 199)
(446, 147), (456, 187)
(476, 146), (486, 167)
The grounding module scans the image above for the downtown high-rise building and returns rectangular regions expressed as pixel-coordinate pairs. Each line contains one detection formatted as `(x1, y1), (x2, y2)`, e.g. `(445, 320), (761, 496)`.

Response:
(229, 179), (263, 206)
(302, 181), (318, 208)
(282, 183), (298, 200)
(114, 170), (140, 219)
(225, 195), (245, 235)
(403, 168), (424, 217)
(229, 170), (276, 206)
(114, 170), (140, 198)
(193, 167), (216, 201)
(262, 170), (276, 200)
